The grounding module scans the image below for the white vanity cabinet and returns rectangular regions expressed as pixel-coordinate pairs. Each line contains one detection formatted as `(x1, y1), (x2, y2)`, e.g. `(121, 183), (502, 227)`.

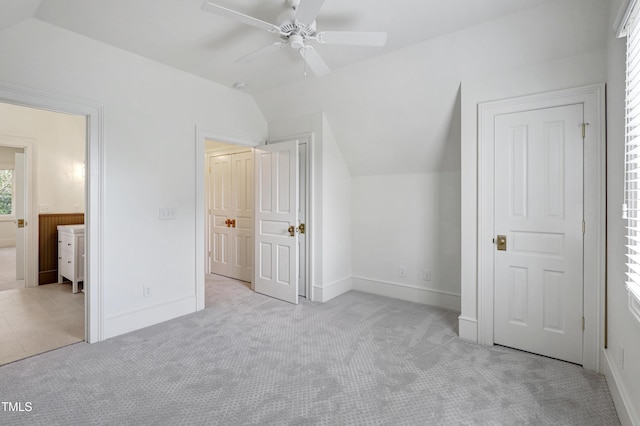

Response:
(57, 224), (85, 293)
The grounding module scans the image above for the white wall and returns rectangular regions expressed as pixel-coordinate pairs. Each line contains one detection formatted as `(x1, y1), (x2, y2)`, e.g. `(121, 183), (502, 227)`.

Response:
(352, 171), (461, 310)
(0, 102), (86, 214)
(255, 0), (606, 313)
(0, 18), (267, 339)
(321, 117), (352, 300)
(602, 0), (640, 423)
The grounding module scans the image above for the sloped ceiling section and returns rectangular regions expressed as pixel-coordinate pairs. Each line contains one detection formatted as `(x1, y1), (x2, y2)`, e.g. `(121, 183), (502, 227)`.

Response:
(32, 0), (555, 94)
(254, 0), (608, 176)
(0, 0), (42, 31)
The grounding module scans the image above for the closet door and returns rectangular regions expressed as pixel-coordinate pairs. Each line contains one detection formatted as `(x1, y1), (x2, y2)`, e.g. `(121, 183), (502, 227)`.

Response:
(209, 155), (233, 277)
(231, 152), (253, 282)
(208, 151), (254, 282)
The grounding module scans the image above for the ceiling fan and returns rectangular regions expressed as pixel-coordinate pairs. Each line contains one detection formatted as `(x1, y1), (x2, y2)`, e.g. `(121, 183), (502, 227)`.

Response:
(202, 0), (388, 77)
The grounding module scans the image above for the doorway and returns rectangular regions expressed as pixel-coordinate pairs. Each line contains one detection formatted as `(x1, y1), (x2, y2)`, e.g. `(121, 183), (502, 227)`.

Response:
(199, 134), (311, 308)
(0, 101), (87, 365)
(0, 145), (25, 292)
(492, 104), (584, 364)
(477, 84), (605, 371)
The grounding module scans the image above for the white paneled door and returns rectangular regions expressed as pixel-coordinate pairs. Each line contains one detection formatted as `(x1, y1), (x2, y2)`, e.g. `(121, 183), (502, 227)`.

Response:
(254, 141), (299, 304)
(493, 104), (584, 365)
(209, 151), (253, 282)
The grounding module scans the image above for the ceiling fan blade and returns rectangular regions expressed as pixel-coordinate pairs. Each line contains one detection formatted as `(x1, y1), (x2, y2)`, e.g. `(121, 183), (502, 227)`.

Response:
(295, 0), (326, 25)
(316, 31), (388, 47)
(202, 2), (281, 34)
(236, 42), (287, 63)
(299, 46), (330, 77)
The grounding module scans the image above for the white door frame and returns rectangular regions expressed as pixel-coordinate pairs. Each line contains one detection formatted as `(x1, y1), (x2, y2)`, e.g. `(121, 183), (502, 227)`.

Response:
(195, 128), (314, 310)
(0, 136), (35, 287)
(477, 84), (605, 371)
(0, 81), (105, 343)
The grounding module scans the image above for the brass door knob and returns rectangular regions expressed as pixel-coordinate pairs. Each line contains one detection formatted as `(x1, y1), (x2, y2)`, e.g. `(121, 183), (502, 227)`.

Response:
(496, 235), (507, 251)
(288, 225), (295, 237)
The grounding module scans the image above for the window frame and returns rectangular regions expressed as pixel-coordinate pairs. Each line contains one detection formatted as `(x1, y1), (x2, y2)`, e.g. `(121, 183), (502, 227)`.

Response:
(620, 0), (640, 322)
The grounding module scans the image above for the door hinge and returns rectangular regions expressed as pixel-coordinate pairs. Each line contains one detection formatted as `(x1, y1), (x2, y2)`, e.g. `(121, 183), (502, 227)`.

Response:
(208, 250), (211, 257)
(582, 317), (585, 331)
(582, 220), (585, 235)
(581, 122), (590, 139)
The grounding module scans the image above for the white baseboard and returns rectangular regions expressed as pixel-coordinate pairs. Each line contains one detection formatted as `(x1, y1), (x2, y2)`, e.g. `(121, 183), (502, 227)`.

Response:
(352, 276), (461, 311)
(103, 296), (196, 339)
(601, 348), (639, 426)
(313, 276), (352, 302)
(458, 315), (478, 342)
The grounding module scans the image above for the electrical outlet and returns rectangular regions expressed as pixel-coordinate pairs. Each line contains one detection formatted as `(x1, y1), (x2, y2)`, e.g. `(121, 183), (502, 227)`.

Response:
(143, 286), (152, 298)
(423, 270), (432, 281)
(399, 266), (406, 277)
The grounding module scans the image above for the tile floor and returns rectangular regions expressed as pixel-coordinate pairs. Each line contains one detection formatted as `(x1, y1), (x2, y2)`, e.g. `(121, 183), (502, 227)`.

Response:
(0, 247), (25, 292)
(0, 283), (85, 366)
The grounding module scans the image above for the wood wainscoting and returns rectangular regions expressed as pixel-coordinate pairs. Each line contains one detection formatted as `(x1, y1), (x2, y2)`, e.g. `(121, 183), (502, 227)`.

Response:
(39, 213), (84, 285)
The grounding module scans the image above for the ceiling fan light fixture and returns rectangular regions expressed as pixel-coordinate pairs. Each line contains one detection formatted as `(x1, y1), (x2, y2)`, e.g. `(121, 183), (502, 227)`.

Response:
(233, 82), (248, 90)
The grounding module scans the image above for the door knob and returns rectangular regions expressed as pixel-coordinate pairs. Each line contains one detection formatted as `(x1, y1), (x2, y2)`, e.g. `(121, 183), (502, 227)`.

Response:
(288, 225), (295, 237)
(230, 219), (236, 228)
(296, 223), (305, 234)
(496, 235), (507, 251)
(224, 219), (230, 227)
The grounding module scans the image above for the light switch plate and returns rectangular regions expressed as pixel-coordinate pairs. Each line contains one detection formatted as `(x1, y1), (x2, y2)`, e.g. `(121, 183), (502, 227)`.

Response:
(159, 207), (176, 220)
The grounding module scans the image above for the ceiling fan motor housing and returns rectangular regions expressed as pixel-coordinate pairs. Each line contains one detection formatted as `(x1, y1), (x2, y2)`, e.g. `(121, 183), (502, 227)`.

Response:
(277, 6), (316, 42)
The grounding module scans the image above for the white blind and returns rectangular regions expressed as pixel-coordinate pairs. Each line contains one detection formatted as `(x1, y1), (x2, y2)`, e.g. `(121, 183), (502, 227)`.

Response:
(624, 4), (640, 307)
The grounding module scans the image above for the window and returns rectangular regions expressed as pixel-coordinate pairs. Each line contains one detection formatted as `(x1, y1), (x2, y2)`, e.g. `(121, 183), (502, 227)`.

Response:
(0, 169), (14, 216)
(621, 0), (640, 321)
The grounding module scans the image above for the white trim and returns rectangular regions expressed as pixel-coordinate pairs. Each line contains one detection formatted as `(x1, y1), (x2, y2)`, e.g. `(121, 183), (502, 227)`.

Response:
(458, 316), (478, 342)
(616, 0), (637, 37)
(477, 84), (605, 372)
(601, 349), (640, 426)
(353, 276), (461, 311)
(104, 295), (195, 340)
(205, 146), (252, 156)
(0, 81), (105, 343)
(314, 277), (352, 302)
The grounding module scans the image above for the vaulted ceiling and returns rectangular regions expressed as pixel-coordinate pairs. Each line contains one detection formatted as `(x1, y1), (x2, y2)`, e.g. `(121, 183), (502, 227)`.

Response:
(3, 0), (600, 176)
(12, 0), (556, 94)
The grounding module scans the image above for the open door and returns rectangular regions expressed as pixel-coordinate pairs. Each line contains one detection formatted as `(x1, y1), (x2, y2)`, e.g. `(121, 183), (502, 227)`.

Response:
(254, 141), (299, 304)
(14, 152), (25, 281)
